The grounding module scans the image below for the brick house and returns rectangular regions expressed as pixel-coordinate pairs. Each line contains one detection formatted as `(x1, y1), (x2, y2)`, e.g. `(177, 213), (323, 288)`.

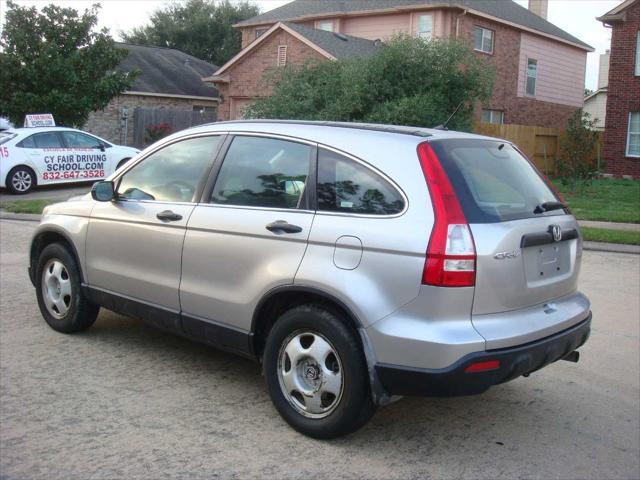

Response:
(597, 0), (640, 178)
(205, 0), (592, 129)
(84, 43), (219, 147)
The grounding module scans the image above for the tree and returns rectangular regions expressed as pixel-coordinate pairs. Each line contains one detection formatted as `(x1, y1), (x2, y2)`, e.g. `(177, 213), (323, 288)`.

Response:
(0, 1), (134, 127)
(557, 109), (601, 193)
(121, 0), (260, 67)
(246, 36), (495, 131)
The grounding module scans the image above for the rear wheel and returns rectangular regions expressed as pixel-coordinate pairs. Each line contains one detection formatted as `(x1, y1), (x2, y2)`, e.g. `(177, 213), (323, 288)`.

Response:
(35, 243), (99, 333)
(263, 305), (376, 439)
(7, 166), (36, 194)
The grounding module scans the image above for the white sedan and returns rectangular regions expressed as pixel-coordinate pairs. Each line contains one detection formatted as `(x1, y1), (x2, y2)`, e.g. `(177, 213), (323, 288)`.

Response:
(0, 127), (140, 194)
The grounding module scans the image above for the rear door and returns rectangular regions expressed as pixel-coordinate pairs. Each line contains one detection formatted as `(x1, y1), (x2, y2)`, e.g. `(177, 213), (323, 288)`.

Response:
(180, 134), (315, 338)
(429, 139), (582, 317)
(59, 130), (115, 180)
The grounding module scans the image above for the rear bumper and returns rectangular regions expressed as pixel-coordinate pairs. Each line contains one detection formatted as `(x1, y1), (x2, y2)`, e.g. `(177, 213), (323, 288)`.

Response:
(375, 312), (591, 397)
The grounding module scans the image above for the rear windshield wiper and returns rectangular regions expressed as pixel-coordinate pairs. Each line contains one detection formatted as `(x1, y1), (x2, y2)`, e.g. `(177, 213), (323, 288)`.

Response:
(533, 201), (567, 214)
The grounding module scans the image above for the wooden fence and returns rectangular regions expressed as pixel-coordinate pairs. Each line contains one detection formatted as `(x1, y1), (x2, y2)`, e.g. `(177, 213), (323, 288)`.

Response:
(474, 123), (562, 176)
(132, 107), (216, 148)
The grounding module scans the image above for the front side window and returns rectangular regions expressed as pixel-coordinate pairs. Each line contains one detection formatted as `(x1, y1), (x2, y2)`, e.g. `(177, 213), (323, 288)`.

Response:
(526, 58), (538, 96)
(481, 109), (504, 124)
(627, 112), (640, 157)
(18, 132), (63, 149)
(211, 136), (311, 209)
(118, 135), (220, 202)
(417, 14), (433, 40)
(474, 26), (494, 54)
(317, 149), (405, 215)
(61, 131), (102, 149)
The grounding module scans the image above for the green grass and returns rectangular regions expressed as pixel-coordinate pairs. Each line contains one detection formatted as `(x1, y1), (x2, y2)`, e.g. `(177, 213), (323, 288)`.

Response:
(0, 198), (58, 214)
(552, 179), (640, 224)
(581, 227), (640, 245)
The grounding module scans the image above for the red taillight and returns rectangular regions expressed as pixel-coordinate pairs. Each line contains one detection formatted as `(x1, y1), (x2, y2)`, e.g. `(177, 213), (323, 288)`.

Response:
(417, 142), (476, 287)
(464, 360), (500, 373)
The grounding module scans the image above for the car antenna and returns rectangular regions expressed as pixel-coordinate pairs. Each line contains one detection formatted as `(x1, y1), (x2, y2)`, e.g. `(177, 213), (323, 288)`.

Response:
(433, 101), (464, 130)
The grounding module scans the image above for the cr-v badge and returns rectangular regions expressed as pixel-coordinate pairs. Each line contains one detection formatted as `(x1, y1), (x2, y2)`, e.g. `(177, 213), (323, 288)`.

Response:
(494, 250), (520, 260)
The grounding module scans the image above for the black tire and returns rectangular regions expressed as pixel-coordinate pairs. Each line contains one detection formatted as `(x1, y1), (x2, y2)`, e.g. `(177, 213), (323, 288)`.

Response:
(35, 243), (99, 333)
(6, 165), (36, 194)
(263, 305), (376, 439)
(116, 158), (131, 170)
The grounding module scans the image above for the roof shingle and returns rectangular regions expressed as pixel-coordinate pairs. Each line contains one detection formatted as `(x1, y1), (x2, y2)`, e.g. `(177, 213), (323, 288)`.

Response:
(116, 43), (219, 98)
(284, 22), (380, 59)
(237, 0), (592, 50)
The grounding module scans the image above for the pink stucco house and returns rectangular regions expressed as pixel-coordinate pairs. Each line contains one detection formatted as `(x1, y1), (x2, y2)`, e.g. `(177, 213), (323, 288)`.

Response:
(205, 0), (592, 128)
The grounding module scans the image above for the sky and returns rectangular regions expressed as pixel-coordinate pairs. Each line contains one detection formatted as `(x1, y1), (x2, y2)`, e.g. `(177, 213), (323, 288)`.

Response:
(0, 0), (623, 90)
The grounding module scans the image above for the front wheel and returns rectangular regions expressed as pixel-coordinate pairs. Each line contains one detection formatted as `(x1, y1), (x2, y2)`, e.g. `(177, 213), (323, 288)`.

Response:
(263, 305), (376, 439)
(7, 166), (36, 194)
(35, 243), (99, 333)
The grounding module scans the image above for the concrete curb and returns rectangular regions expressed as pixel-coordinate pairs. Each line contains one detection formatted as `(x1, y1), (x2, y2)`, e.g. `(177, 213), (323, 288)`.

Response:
(583, 241), (640, 255)
(578, 220), (640, 232)
(0, 212), (41, 222)
(1, 212), (638, 254)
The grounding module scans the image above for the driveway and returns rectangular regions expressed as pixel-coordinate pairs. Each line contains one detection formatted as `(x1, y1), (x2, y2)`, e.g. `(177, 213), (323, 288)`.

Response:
(1, 219), (638, 480)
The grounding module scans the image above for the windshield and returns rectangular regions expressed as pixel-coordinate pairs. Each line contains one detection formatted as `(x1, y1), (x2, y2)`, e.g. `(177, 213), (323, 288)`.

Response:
(429, 138), (562, 223)
(0, 132), (16, 145)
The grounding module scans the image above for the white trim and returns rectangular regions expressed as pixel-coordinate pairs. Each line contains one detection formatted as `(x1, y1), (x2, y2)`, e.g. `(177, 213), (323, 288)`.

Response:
(207, 22), (336, 79)
(525, 57), (538, 97)
(626, 112), (640, 158)
(123, 91), (220, 103)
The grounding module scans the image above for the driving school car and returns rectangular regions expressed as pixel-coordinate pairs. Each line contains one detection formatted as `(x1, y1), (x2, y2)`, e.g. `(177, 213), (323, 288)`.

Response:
(0, 127), (139, 194)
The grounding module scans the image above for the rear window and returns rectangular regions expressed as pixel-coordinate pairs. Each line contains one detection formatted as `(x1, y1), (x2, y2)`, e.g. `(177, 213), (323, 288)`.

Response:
(429, 139), (561, 223)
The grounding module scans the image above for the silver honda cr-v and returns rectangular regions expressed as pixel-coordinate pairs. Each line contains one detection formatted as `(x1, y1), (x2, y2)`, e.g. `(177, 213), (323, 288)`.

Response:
(29, 121), (591, 438)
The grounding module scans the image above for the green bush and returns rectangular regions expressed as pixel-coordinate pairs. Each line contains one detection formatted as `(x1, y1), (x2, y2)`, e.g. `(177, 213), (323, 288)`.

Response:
(557, 109), (600, 193)
(246, 36), (495, 131)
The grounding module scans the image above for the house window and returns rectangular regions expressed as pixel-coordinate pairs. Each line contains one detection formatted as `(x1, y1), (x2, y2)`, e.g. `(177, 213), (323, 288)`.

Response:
(526, 58), (538, 96)
(481, 109), (504, 124)
(636, 30), (640, 77)
(318, 20), (334, 32)
(417, 14), (433, 40)
(627, 112), (640, 157)
(255, 28), (268, 39)
(474, 26), (494, 54)
(277, 45), (287, 66)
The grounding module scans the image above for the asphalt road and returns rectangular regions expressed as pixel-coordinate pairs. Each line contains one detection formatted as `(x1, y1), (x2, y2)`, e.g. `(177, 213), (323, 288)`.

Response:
(0, 219), (638, 480)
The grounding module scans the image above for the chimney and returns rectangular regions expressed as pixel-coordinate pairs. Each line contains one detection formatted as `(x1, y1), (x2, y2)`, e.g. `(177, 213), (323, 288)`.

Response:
(528, 0), (548, 19)
(598, 50), (610, 90)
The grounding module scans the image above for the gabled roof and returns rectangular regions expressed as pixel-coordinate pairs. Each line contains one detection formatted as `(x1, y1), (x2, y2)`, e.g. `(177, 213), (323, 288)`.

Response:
(205, 22), (379, 80)
(116, 43), (219, 99)
(597, 0), (638, 24)
(236, 0), (593, 51)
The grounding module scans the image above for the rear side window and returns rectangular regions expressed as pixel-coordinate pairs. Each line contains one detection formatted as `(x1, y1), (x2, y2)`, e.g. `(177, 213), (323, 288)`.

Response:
(429, 139), (560, 223)
(17, 132), (63, 149)
(317, 148), (404, 215)
(211, 136), (311, 209)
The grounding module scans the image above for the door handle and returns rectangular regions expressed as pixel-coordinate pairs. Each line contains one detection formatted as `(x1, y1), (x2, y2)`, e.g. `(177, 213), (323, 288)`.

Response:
(266, 220), (303, 234)
(156, 210), (183, 222)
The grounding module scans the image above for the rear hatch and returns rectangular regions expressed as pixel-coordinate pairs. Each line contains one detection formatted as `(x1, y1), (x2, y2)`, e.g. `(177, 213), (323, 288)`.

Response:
(429, 138), (582, 319)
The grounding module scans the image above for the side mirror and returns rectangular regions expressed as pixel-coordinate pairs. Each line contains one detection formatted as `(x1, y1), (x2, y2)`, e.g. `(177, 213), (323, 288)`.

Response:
(91, 180), (115, 202)
(98, 143), (106, 152)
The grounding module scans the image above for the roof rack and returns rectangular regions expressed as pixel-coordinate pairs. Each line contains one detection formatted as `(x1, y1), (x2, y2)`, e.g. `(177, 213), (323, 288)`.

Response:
(207, 119), (432, 138)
